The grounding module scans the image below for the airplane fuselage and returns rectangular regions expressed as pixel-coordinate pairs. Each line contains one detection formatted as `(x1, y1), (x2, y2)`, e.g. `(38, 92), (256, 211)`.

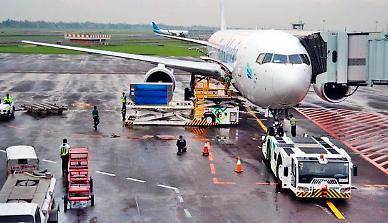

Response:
(208, 30), (312, 109)
(155, 29), (188, 37)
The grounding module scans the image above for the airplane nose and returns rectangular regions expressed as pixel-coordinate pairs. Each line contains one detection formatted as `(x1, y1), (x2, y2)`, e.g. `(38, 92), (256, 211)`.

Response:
(272, 65), (311, 106)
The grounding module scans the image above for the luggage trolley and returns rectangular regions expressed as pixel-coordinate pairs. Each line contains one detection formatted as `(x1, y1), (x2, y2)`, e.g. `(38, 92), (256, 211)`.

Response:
(64, 147), (94, 212)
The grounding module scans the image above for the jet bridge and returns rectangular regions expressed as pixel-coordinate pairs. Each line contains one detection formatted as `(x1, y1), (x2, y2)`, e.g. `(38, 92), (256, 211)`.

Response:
(301, 32), (388, 86)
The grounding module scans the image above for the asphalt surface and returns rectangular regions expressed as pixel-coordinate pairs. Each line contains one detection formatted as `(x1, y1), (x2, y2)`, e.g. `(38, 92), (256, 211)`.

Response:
(0, 53), (387, 223)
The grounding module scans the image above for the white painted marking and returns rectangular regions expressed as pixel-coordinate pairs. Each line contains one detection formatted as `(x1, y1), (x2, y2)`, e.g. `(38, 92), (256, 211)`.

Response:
(177, 195), (184, 203)
(126, 177), (146, 183)
(157, 184), (180, 193)
(184, 209), (192, 218)
(96, 171), (116, 177)
(135, 195), (141, 218)
(42, 159), (56, 164)
(0, 150), (6, 153)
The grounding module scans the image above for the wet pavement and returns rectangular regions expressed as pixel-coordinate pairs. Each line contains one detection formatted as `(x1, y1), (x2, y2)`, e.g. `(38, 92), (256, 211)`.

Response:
(0, 53), (387, 223)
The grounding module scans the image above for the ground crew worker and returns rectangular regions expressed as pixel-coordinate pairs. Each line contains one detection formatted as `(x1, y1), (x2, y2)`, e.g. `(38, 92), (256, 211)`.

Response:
(92, 106), (100, 131)
(290, 114), (297, 137)
(121, 92), (127, 121)
(60, 138), (70, 177)
(224, 75), (232, 89)
(176, 135), (187, 155)
(276, 123), (284, 137)
(3, 93), (13, 105)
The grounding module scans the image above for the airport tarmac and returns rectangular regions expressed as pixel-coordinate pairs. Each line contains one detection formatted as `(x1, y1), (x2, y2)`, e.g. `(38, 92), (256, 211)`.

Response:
(0, 53), (387, 223)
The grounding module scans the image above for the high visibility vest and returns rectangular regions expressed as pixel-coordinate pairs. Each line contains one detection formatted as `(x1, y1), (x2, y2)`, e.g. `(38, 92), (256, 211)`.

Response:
(60, 144), (69, 157)
(4, 96), (13, 104)
(121, 95), (127, 104)
(290, 117), (297, 127)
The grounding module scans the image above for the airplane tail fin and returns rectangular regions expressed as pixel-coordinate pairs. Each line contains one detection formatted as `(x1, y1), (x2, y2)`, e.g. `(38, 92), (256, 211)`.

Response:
(220, 0), (226, 30)
(152, 22), (160, 31)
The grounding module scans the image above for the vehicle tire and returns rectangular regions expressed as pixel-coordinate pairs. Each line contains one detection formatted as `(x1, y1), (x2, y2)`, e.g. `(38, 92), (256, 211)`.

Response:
(276, 156), (282, 179)
(203, 114), (215, 124)
(264, 140), (271, 167)
(275, 159), (285, 193)
(90, 178), (93, 193)
(10, 106), (15, 118)
(63, 195), (68, 213)
(184, 88), (192, 101)
(91, 194), (95, 207)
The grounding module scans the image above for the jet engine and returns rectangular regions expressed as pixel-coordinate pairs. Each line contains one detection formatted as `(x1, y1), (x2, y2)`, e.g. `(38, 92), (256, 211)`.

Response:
(313, 82), (350, 103)
(144, 64), (176, 91)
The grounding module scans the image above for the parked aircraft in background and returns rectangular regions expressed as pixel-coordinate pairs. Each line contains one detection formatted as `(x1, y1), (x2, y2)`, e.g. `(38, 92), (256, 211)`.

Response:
(152, 22), (188, 37)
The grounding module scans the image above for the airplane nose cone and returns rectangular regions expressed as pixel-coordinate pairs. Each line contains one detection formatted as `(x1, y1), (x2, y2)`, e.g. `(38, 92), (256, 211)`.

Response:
(272, 65), (311, 106)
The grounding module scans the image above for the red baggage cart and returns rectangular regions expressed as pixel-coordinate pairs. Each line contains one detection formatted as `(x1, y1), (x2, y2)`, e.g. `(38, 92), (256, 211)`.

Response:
(64, 147), (94, 212)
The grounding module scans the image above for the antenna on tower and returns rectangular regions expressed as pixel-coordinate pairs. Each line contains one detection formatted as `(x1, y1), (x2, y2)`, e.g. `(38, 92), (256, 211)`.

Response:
(220, 0), (226, 30)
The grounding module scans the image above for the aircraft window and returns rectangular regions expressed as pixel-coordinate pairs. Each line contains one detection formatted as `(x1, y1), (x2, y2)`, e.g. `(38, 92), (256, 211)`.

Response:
(300, 54), (311, 65)
(273, 54), (287, 64)
(256, 53), (265, 64)
(262, 53), (273, 64)
(289, 54), (302, 64)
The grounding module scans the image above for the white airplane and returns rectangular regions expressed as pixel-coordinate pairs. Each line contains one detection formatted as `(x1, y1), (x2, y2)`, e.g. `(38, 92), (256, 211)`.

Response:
(152, 22), (188, 37)
(22, 0), (342, 110)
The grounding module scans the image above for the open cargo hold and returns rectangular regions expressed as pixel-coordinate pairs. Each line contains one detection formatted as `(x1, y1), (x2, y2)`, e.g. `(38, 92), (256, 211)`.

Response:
(130, 83), (173, 105)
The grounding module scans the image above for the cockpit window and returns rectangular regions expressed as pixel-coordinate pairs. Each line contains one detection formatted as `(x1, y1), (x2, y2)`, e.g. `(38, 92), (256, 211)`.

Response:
(256, 53), (311, 65)
(289, 54), (302, 64)
(300, 54), (311, 65)
(262, 53), (273, 64)
(273, 54), (288, 64)
(256, 53), (265, 64)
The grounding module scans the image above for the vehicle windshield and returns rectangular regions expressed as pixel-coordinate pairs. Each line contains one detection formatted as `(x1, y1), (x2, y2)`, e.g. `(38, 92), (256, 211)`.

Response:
(298, 161), (349, 184)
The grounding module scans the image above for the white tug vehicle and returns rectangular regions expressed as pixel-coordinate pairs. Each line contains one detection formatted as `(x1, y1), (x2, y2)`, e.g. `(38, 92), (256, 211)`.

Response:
(262, 135), (357, 199)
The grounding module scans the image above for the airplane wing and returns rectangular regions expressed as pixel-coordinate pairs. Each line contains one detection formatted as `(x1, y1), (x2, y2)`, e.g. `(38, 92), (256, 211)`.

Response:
(21, 40), (223, 77)
(155, 33), (220, 49)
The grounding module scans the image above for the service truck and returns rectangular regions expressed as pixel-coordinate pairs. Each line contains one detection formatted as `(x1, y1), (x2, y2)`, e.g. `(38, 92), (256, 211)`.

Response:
(262, 135), (357, 199)
(0, 145), (59, 222)
(6, 145), (39, 175)
(0, 101), (15, 119)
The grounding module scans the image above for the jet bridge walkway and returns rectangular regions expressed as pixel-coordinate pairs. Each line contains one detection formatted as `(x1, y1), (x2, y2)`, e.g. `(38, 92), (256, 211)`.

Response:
(298, 31), (388, 86)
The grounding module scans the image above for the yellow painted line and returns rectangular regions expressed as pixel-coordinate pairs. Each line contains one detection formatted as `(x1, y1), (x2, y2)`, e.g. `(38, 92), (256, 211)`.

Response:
(326, 201), (345, 220)
(244, 105), (267, 133)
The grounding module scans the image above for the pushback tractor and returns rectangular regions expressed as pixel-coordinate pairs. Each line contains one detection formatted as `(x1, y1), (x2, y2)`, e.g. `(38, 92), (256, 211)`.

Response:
(262, 135), (357, 199)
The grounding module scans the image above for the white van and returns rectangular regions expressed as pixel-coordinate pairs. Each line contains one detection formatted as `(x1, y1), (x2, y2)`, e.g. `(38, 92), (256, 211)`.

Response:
(6, 146), (39, 175)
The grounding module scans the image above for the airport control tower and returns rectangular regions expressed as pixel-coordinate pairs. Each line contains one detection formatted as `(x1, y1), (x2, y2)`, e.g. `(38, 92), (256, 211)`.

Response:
(292, 21), (305, 30)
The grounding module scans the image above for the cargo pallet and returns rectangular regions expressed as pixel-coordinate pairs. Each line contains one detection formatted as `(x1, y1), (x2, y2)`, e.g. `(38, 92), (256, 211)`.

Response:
(124, 80), (240, 127)
(22, 103), (67, 116)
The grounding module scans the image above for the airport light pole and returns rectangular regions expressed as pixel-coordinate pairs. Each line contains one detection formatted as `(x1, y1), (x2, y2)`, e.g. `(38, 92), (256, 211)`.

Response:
(322, 19), (326, 32)
(375, 21), (379, 32)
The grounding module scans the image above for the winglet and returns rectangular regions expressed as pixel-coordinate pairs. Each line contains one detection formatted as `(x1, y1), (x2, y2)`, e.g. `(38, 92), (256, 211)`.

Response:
(152, 22), (160, 31)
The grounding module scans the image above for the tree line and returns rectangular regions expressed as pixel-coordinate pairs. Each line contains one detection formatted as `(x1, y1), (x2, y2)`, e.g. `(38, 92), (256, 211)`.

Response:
(0, 19), (214, 31)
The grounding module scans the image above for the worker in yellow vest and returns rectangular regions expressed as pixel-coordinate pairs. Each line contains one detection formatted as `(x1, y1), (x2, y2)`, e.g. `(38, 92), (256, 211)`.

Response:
(59, 138), (70, 177)
(3, 93), (13, 105)
(289, 114), (297, 137)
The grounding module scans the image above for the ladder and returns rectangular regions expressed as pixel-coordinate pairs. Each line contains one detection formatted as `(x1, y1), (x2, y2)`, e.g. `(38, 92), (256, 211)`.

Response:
(194, 79), (208, 120)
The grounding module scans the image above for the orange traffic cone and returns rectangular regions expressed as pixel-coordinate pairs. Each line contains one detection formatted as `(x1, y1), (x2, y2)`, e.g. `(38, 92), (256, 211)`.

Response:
(235, 156), (243, 173)
(202, 141), (210, 156)
(321, 185), (328, 198)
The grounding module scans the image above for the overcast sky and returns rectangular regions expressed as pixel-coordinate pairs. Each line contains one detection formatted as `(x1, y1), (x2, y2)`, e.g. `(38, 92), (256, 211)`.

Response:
(1, 0), (387, 32)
